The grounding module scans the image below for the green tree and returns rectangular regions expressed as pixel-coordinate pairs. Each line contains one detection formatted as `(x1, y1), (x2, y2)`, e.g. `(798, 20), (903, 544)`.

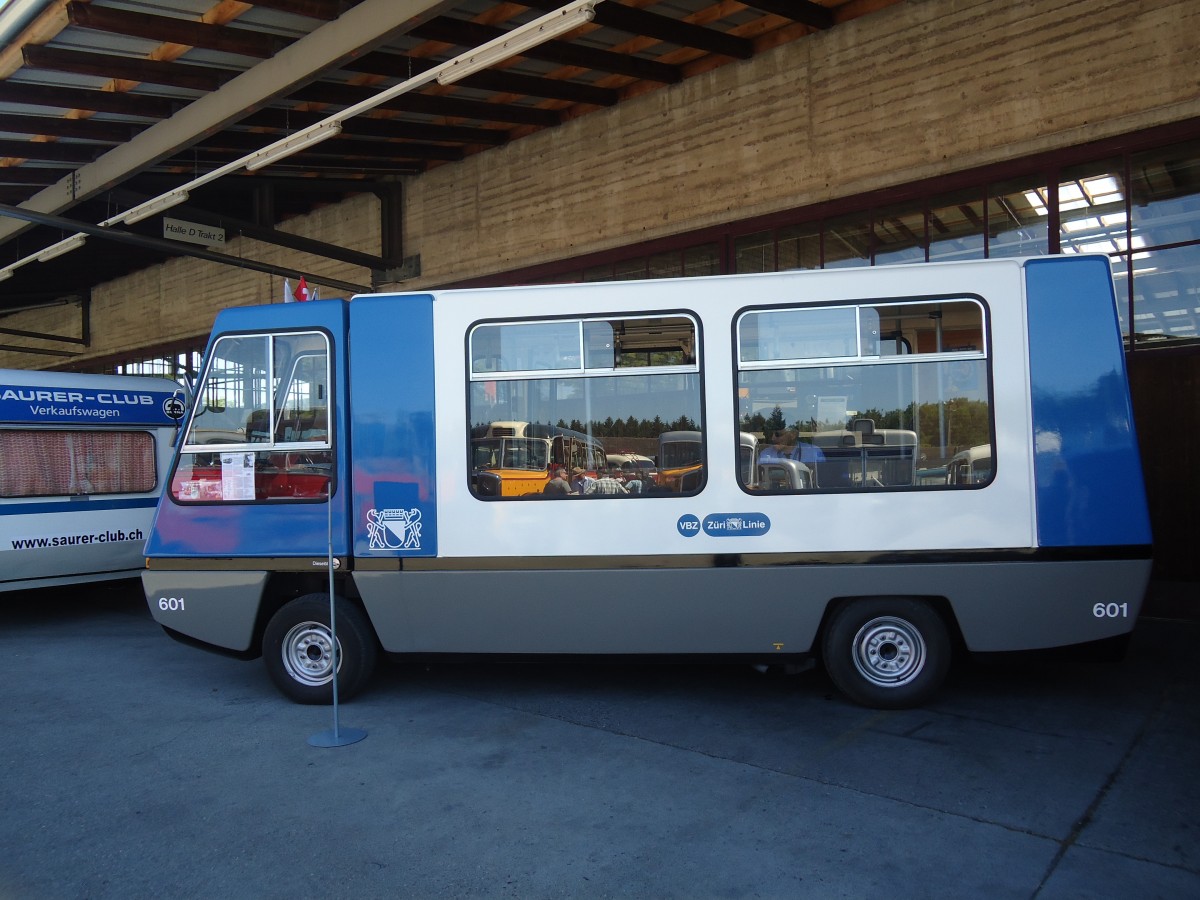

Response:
(765, 406), (787, 437)
(741, 411), (767, 434)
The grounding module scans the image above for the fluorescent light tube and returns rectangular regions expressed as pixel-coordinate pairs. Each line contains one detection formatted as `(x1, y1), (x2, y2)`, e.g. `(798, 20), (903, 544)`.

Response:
(36, 234), (87, 263)
(437, 2), (597, 86)
(245, 122), (343, 171)
(123, 190), (190, 225)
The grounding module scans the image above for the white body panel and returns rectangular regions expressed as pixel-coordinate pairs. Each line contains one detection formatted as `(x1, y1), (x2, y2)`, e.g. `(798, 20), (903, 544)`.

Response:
(0, 506), (155, 588)
(432, 262), (1036, 558)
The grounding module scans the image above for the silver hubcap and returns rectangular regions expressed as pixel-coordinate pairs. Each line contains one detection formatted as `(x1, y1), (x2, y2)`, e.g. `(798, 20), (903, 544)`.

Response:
(851, 616), (926, 688)
(280, 620), (340, 687)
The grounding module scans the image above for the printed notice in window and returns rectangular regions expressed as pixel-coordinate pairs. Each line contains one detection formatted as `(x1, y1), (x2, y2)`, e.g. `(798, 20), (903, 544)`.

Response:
(220, 452), (256, 500)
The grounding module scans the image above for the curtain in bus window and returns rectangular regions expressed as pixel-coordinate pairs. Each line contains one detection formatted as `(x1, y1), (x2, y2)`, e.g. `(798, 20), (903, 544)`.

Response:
(0, 430), (156, 497)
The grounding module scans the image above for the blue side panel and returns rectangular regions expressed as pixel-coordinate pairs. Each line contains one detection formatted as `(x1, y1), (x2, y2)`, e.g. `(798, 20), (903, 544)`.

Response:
(348, 293), (438, 558)
(145, 300), (352, 558)
(1025, 257), (1152, 548)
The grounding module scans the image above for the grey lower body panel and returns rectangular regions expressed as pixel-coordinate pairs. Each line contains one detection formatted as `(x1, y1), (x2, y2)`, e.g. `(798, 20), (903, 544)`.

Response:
(944, 558), (1151, 651)
(354, 557), (1151, 656)
(142, 570), (268, 653)
(358, 567), (826, 656)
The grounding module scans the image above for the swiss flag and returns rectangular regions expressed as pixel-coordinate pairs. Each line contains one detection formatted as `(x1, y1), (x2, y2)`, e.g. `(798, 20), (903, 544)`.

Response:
(295, 276), (310, 302)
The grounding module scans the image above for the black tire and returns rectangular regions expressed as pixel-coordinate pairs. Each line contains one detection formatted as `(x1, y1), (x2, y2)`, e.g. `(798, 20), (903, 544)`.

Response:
(822, 597), (951, 709)
(262, 594), (378, 704)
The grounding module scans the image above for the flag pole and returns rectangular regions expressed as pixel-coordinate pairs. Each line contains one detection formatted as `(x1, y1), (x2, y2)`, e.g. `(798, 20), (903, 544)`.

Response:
(309, 473), (366, 748)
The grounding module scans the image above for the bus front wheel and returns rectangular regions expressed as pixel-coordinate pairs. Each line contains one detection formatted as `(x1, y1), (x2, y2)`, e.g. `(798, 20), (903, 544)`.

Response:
(822, 598), (951, 709)
(263, 594), (378, 704)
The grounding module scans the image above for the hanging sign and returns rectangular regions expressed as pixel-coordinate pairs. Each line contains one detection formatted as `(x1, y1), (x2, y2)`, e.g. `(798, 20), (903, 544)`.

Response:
(163, 217), (226, 248)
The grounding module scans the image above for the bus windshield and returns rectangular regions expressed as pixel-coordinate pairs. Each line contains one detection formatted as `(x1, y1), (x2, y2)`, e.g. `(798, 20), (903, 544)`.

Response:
(472, 437), (550, 471)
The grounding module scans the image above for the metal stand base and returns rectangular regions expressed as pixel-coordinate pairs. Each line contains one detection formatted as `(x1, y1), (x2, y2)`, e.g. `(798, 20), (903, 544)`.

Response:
(308, 727), (368, 748)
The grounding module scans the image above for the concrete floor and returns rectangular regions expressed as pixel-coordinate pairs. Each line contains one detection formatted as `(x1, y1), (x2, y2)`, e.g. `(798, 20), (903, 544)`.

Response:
(1, 580), (1196, 899)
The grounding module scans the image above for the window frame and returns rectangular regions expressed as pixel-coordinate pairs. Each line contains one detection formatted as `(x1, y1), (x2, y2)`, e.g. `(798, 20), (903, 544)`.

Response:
(181, 329), (333, 454)
(466, 311), (705, 500)
(734, 294), (995, 495)
(169, 328), (335, 505)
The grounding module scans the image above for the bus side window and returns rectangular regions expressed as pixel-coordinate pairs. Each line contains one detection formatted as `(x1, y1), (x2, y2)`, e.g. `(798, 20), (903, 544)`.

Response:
(736, 298), (993, 494)
(467, 313), (703, 500)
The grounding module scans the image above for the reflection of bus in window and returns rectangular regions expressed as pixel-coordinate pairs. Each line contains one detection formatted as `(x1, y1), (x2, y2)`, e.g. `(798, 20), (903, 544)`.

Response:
(656, 430), (703, 492)
(810, 420), (919, 489)
(470, 421), (604, 497)
(947, 444), (992, 485)
(741, 432), (814, 491)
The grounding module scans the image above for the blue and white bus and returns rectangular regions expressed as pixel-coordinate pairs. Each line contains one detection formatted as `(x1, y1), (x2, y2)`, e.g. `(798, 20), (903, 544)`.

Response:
(142, 256), (1152, 708)
(1, 370), (184, 592)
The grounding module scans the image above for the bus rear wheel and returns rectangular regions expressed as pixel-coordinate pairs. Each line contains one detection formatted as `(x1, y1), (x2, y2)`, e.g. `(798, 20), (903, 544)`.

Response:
(822, 598), (951, 709)
(263, 594), (378, 704)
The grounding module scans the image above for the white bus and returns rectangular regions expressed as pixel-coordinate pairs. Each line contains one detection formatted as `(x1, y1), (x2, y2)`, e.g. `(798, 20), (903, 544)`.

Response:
(142, 257), (1151, 708)
(1, 369), (184, 592)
